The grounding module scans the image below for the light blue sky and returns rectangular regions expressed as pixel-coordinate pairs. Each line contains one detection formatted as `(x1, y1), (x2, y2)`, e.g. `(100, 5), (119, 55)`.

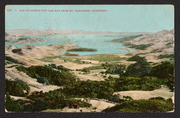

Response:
(5, 5), (174, 32)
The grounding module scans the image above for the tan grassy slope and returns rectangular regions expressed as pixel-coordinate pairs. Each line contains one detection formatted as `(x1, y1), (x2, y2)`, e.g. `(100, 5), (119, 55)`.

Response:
(129, 29), (174, 54)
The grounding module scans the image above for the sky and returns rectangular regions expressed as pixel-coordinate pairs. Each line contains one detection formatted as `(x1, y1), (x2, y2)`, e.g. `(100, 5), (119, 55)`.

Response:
(5, 5), (174, 32)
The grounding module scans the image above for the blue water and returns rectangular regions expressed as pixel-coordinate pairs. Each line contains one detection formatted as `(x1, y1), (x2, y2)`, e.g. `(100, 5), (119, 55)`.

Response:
(5, 33), (138, 56)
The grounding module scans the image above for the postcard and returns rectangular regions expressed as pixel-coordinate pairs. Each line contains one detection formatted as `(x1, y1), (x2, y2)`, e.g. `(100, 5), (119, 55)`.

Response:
(5, 5), (174, 113)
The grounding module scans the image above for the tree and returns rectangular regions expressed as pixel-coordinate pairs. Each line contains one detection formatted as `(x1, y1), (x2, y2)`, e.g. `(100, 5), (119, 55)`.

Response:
(127, 55), (147, 62)
(5, 93), (21, 112)
(150, 61), (174, 91)
(125, 59), (151, 77)
(151, 61), (174, 79)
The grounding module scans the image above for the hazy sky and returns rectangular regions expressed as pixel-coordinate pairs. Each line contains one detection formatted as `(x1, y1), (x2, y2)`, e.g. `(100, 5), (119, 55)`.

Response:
(5, 5), (174, 32)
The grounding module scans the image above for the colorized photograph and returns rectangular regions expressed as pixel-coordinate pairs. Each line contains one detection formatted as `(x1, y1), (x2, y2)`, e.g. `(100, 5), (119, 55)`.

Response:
(5, 5), (174, 112)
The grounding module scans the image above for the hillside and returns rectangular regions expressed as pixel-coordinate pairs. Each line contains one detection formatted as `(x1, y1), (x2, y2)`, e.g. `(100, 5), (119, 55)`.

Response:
(112, 29), (174, 54)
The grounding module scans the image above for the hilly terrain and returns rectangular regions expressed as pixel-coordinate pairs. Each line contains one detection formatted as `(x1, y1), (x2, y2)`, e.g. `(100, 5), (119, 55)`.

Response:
(5, 29), (174, 112)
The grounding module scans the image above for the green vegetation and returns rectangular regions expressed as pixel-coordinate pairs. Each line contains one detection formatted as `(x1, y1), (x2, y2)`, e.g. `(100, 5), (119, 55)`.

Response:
(123, 43), (152, 50)
(5, 93), (25, 112)
(67, 48), (97, 52)
(103, 63), (126, 75)
(5, 55), (23, 64)
(129, 44), (152, 50)
(6, 79), (30, 97)
(151, 61), (174, 79)
(111, 76), (161, 91)
(89, 54), (122, 62)
(55, 75), (162, 100)
(77, 65), (104, 73)
(127, 55), (146, 62)
(39, 56), (61, 62)
(78, 63), (126, 75)
(8, 51), (174, 112)
(157, 54), (174, 59)
(47, 64), (71, 72)
(103, 99), (173, 112)
(150, 49), (162, 53)
(111, 35), (143, 43)
(107, 94), (134, 103)
(12, 49), (22, 54)
(150, 61), (174, 91)
(125, 59), (174, 91)
(27, 90), (91, 111)
(107, 94), (124, 103)
(7, 65), (18, 68)
(64, 52), (79, 56)
(16, 65), (77, 86)
(166, 42), (173, 46)
(125, 56), (151, 77)
(6, 90), (91, 112)
(60, 56), (91, 64)
(61, 80), (114, 99)
(125, 53), (133, 56)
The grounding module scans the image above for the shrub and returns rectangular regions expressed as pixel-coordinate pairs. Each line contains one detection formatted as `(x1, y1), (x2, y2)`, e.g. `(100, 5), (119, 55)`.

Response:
(157, 54), (174, 59)
(81, 68), (90, 73)
(56, 65), (71, 72)
(150, 61), (174, 80)
(36, 76), (50, 85)
(125, 60), (151, 77)
(103, 63), (126, 75)
(123, 96), (133, 101)
(16, 65), (77, 86)
(107, 94), (125, 103)
(5, 93), (22, 112)
(28, 91), (67, 111)
(6, 79), (30, 97)
(113, 76), (161, 91)
(27, 90), (91, 111)
(67, 99), (91, 108)
(48, 64), (56, 68)
(129, 44), (152, 50)
(5, 56), (23, 64)
(12, 49), (22, 53)
(47, 64), (71, 72)
(150, 97), (165, 100)
(61, 80), (115, 99)
(127, 55), (147, 62)
(6, 93), (33, 112)
(103, 99), (174, 112)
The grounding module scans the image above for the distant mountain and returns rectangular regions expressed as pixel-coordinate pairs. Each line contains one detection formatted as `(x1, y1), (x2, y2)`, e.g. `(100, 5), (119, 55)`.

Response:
(6, 29), (149, 37)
